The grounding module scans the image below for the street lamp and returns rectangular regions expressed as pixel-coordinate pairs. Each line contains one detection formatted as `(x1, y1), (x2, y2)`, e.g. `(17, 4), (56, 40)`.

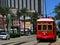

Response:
(24, 15), (25, 35)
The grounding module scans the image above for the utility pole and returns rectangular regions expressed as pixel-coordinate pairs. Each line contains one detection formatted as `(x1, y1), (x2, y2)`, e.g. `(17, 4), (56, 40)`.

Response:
(44, 0), (47, 17)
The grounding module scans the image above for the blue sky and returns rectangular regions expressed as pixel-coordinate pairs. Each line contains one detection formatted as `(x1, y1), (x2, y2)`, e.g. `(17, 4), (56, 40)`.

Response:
(44, 0), (60, 17)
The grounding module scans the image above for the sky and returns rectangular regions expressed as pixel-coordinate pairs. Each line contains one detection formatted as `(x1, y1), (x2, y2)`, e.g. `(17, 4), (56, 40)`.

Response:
(44, 0), (60, 17)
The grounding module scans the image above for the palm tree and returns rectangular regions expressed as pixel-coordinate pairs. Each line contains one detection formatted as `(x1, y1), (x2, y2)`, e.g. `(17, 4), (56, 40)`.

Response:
(54, 3), (60, 31)
(0, 7), (10, 30)
(17, 8), (28, 34)
(20, 8), (27, 15)
(17, 8), (27, 34)
(16, 10), (21, 19)
(20, 9), (39, 34)
(30, 12), (39, 34)
(54, 3), (60, 20)
(32, 12), (39, 22)
(16, 8), (40, 34)
(57, 22), (60, 29)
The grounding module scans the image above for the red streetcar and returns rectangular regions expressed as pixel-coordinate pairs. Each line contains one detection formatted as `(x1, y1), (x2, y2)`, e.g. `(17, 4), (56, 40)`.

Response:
(36, 16), (56, 41)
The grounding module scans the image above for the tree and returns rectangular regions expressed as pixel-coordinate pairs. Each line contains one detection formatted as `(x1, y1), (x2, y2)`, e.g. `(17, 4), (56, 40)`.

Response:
(16, 8), (40, 34)
(32, 12), (39, 22)
(0, 7), (11, 29)
(24, 11), (39, 34)
(54, 3), (60, 20)
(30, 12), (39, 34)
(19, 8), (28, 34)
(57, 22), (60, 29)
(20, 8), (27, 16)
(16, 10), (21, 19)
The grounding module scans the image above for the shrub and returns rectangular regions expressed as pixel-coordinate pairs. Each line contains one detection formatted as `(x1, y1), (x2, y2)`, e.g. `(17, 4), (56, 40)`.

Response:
(0, 30), (5, 33)
(10, 33), (20, 38)
(58, 33), (60, 38)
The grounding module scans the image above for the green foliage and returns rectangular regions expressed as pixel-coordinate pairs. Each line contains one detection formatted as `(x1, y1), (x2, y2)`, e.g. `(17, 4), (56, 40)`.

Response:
(0, 7), (10, 16)
(54, 3), (60, 13)
(16, 8), (28, 19)
(0, 6), (12, 30)
(0, 30), (5, 33)
(10, 33), (20, 38)
(55, 13), (60, 20)
(20, 8), (27, 15)
(0, 6), (13, 18)
(58, 33), (60, 38)
(16, 10), (21, 19)
(54, 3), (60, 20)
(57, 22), (60, 28)
(16, 8), (39, 23)
(32, 12), (39, 21)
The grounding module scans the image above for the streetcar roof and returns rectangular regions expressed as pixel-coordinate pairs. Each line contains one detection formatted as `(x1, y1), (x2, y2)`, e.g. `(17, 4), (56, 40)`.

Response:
(37, 18), (54, 21)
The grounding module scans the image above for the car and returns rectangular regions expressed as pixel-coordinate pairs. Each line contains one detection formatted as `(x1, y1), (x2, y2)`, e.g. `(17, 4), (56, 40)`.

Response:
(20, 28), (24, 35)
(0, 32), (10, 40)
(20, 28), (29, 35)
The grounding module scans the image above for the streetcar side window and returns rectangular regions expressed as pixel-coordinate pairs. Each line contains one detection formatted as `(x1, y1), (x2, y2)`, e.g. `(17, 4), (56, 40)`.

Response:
(43, 25), (46, 30)
(48, 25), (52, 30)
(38, 25), (41, 30)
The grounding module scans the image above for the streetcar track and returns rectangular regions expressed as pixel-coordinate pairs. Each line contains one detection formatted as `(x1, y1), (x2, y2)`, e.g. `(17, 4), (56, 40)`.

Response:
(16, 38), (58, 45)
(34, 41), (56, 45)
(34, 36), (58, 45)
(2, 40), (35, 45)
(34, 42), (55, 45)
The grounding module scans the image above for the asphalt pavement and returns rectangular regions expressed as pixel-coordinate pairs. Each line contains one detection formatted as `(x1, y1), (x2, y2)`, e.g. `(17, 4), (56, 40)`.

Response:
(0, 35), (36, 45)
(0, 35), (60, 45)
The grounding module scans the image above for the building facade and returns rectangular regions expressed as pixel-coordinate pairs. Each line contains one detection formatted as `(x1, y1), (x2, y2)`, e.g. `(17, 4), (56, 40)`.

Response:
(0, 15), (6, 28)
(0, 0), (44, 29)
(6, 0), (44, 15)
(0, 0), (6, 7)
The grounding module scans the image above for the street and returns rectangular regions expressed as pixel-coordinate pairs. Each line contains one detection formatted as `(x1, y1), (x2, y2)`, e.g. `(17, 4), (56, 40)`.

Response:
(0, 35), (60, 45)
(0, 35), (35, 45)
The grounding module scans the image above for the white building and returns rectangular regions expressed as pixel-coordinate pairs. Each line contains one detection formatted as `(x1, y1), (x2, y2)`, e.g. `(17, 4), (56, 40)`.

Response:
(6, 0), (44, 15)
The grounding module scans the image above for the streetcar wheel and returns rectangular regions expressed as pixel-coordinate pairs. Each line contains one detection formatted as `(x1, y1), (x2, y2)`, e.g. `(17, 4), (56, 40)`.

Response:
(53, 39), (56, 42)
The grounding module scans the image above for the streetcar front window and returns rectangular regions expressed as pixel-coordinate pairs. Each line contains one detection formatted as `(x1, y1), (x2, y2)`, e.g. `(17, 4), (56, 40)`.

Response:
(48, 25), (52, 30)
(43, 25), (46, 30)
(38, 25), (41, 30)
